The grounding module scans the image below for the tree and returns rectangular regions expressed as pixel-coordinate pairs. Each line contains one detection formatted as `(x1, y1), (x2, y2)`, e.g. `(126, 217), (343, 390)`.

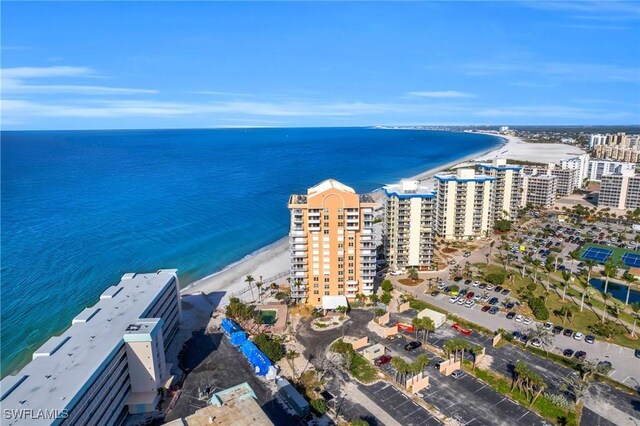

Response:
(561, 373), (590, 404)
(421, 317), (435, 343)
(368, 293), (379, 305)
(416, 354), (430, 372)
(380, 292), (392, 305)
(286, 350), (299, 379)
(561, 270), (572, 301)
(245, 275), (256, 301)
(255, 276), (264, 303)
(391, 357), (409, 385)
(602, 260), (619, 294)
(310, 399), (328, 416)
(253, 333), (285, 361)
(531, 259), (542, 284)
(381, 280), (393, 292)
(544, 262), (554, 291)
(525, 324), (554, 349)
(472, 344), (483, 370)
(600, 292), (612, 323)
(622, 272), (637, 306)
(630, 302), (640, 337)
(411, 317), (422, 341)
(407, 267), (419, 281)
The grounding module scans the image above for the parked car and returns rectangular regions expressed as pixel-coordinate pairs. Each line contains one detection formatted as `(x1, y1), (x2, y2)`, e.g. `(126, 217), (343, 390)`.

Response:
(523, 317), (533, 325)
(494, 286), (503, 293)
(404, 341), (422, 351)
(585, 335), (595, 344)
(478, 283), (487, 289)
(464, 300), (475, 308)
(390, 270), (404, 276)
(575, 351), (587, 361)
(464, 279), (472, 285)
(374, 355), (393, 366)
(597, 361), (612, 372)
(474, 294), (482, 301)
(501, 289), (511, 296)
(635, 349), (640, 359)
(459, 289), (468, 296)
(488, 297), (499, 305)
(437, 283), (446, 290)
(563, 329), (574, 337)
(573, 332), (584, 341)
(430, 290), (440, 296)
(453, 276), (463, 282)
(488, 306), (499, 315)
(486, 285), (495, 291)
(543, 322), (554, 331)
(563, 349), (575, 357)
(481, 305), (491, 312)
(457, 298), (466, 305)
(519, 334), (528, 343)
(506, 312), (516, 319)
(530, 338), (542, 347)
(515, 314), (524, 322)
(449, 296), (459, 304)
(472, 281), (480, 287)
(512, 331), (522, 339)
(553, 325), (564, 335)
(466, 292), (475, 299)
(451, 369), (465, 379)
(505, 302), (515, 310)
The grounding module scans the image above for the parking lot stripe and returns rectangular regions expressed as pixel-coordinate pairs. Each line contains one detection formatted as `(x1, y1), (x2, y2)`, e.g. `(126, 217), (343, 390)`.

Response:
(473, 384), (487, 393)
(493, 397), (507, 406)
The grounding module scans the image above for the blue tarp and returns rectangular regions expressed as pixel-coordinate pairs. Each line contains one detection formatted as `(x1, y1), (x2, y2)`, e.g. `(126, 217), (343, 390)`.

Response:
(240, 340), (272, 376)
(221, 318), (242, 336)
(230, 330), (247, 347)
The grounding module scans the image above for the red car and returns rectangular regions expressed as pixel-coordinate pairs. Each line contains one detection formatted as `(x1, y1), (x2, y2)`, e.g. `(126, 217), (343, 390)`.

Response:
(481, 305), (491, 312)
(466, 292), (475, 299)
(374, 355), (393, 366)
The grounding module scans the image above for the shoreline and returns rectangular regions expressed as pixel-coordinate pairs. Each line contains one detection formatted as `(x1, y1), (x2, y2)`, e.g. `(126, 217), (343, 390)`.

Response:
(182, 131), (586, 304)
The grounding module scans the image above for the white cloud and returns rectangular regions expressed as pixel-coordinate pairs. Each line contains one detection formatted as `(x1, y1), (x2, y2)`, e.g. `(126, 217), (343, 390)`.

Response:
(1, 66), (157, 96)
(407, 90), (474, 98)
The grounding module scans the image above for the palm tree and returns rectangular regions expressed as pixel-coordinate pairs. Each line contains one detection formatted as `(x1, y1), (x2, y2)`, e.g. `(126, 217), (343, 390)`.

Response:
(584, 259), (596, 285)
(421, 317), (435, 343)
(561, 270), (572, 301)
(286, 350), (299, 379)
(578, 273), (590, 312)
(416, 354), (430, 373)
(602, 260), (619, 294)
(255, 275), (264, 303)
(531, 259), (542, 284)
(443, 340), (457, 361)
(489, 241), (495, 260)
(629, 302), (640, 337)
(544, 262), (554, 291)
(529, 375), (546, 407)
(245, 275), (256, 301)
(472, 344), (483, 371)
(601, 292), (612, 323)
(622, 273), (637, 306)
(411, 317), (422, 341)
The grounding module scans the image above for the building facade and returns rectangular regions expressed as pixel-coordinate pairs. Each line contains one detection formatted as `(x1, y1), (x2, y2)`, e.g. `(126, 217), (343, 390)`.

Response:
(551, 168), (580, 197)
(593, 145), (640, 163)
(522, 174), (557, 207)
(288, 179), (376, 306)
(559, 154), (590, 184)
(477, 159), (522, 220)
(587, 159), (636, 181)
(1, 270), (181, 426)
(383, 180), (436, 271)
(599, 170), (640, 209)
(434, 169), (495, 240)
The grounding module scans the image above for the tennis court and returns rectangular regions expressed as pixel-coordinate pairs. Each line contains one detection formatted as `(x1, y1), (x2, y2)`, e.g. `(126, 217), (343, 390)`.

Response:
(581, 246), (613, 263)
(621, 252), (640, 268)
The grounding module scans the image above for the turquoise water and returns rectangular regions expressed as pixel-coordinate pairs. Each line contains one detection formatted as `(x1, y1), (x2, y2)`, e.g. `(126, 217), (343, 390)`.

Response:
(0, 127), (501, 376)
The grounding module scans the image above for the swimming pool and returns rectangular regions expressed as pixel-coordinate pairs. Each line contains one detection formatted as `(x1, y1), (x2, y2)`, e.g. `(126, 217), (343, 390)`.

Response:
(260, 310), (277, 325)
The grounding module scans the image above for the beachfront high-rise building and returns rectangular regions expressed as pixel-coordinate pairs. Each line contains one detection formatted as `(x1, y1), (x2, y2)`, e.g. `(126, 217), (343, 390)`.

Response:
(599, 170), (640, 209)
(588, 134), (607, 149)
(383, 180), (436, 271)
(587, 159), (636, 181)
(521, 174), (557, 208)
(559, 154), (590, 185)
(288, 179), (376, 306)
(434, 169), (495, 240)
(551, 168), (581, 197)
(0, 270), (181, 426)
(477, 159), (522, 220)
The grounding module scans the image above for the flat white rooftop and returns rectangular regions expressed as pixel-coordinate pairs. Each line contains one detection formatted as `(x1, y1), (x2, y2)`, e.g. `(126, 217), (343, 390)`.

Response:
(383, 180), (436, 197)
(0, 270), (178, 425)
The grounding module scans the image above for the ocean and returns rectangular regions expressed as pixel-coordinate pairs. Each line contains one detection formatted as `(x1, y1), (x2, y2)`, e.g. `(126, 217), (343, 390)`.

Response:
(0, 127), (501, 376)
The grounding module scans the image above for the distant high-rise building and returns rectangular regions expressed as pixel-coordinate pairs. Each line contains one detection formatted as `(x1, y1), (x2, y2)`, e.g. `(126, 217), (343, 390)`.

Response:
(1, 270), (181, 426)
(559, 154), (590, 185)
(288, 179), (376, 306)
(477, 159), (522, 220)
(434, 169), (495, 240)
(383, 180), (436, 271)
(551, 168), (581, 197)
(587, 159), (636, 181)
(599, 170), (640, 209)
(499, 126), (509, 134)
(588, 134), (607, 149)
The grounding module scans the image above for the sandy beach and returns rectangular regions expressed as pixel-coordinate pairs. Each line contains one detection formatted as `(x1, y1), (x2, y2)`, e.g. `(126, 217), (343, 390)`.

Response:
(181, 132), (587, 306)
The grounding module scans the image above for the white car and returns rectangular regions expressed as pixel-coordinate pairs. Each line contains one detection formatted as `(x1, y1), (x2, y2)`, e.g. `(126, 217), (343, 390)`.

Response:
(514, 314), (524, 322)
(573, 332), (584, 341)
(523, 317), (533, 325)
(543, 322), (554, 331)
(437, 283), (447, 290)
(473, 294), (482, 301)
(457, 298), (466, 305)
(486, 285), (495, 291)
(530, 338), (542, 347)
(390, 270), (404, 276)
(465, 300), (475, 308)
(449, 296), (460, 304)
(472, 281), (480, 287)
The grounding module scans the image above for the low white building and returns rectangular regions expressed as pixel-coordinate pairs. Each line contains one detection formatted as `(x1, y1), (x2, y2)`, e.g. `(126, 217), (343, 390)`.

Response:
(417, 308), (447, 328)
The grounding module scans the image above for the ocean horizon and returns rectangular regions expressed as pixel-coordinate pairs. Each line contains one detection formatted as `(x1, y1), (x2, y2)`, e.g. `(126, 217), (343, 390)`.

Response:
(0, 127), (501, 377)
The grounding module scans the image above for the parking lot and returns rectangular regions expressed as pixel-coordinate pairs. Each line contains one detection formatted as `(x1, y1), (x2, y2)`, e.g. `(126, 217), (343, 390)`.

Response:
(360, 382), (443, 426)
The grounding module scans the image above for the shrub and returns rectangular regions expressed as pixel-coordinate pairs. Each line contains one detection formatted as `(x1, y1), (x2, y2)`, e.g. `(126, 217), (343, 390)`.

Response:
(350, 419), (370, 426)
(310, 398), (327, 415)
(253, 333), (285, 362)
(529, 297), (550, 321)
(381, 280), (393, 292)
(485, 271), (506, 285)
(494, 219), (512, 232)
(380, 292), (392, 305)
(544, 393), (573, 410)
(331, 339), (354, 356)
(274, 292), (287, 300)
(526, 283), (537, 292)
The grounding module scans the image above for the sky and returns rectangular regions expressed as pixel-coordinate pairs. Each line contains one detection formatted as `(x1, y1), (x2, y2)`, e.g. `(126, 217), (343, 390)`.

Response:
(1, 1), (639, 130)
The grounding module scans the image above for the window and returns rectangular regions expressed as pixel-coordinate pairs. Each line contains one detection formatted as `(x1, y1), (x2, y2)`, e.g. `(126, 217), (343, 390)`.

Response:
(314, 290), (319, 295)
(348, 242), (354, 247)
(349, 263), (353, 267)
(338, 222), (344, 227)
(324, 291), (330, 295)
(338, 257), (344, 262)
(324, 278), (330, 283)
(348, 256), (354, 260)
(348, 269), (354, 274)
(338, 208), (343, 212)
(324, 284), (330, 289)
(324, 215), (329, 220)
(338, 271), (344, 275)
(313, 283), (319, 288)
(349, 236), (354, 240)
(323, 230), (329, 235)
(338, 243), (344, 248)
(338, 215), (344, 220)
(338, 277), (344, 282)
(323, 222), (329, 227)
(324, 208), (329, 212)
(338, 284), (344, 289)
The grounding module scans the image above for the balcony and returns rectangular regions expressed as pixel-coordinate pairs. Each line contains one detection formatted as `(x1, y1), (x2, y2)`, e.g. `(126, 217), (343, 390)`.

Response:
(292, 251), (308, 258)
(290, 230), (306, 238)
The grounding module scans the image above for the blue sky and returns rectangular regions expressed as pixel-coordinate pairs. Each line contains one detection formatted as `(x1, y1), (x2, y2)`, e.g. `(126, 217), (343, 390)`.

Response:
(2, 1), (639, 130)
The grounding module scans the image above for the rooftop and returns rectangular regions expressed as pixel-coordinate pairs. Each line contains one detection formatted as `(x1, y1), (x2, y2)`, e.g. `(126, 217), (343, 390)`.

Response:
(0, 270), (179, 425)
(383, 180), (436, 198)
(435, 168), (495, 183)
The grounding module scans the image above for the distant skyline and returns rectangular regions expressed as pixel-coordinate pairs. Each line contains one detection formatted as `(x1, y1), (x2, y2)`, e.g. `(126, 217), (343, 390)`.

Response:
(2, 1), (639, 130)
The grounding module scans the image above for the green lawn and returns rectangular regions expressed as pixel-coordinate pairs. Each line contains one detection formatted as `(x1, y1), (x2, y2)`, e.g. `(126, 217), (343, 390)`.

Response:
(349, 353), (378, 383)
(579, 243), (640, 268)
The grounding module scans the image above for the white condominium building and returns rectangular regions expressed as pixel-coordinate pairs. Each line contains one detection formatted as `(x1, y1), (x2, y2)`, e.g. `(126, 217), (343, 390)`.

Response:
(383, 180), (436, 271)
(477, 159), (522, 220)
(522, 174), (557, 208)
(1, 270), (181, 426)
(559, 154), (590, 184)
(599, 170), (640, 209)
(551, 168), (581, 197)
(434, 169), (495, 240)
(588, 134), (607, 149)
(288, 179), (376, 306)
(587, 159), (636, 181)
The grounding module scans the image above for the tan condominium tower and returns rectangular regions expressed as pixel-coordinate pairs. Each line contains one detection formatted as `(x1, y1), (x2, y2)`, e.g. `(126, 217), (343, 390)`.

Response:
(288, 179), (376, 306)
(434, 168), (495, 241)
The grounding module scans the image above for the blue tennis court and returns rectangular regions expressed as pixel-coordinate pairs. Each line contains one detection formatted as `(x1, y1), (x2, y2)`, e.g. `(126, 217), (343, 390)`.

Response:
(622, 252), (640, 268)
(581, 246), (613, 262)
